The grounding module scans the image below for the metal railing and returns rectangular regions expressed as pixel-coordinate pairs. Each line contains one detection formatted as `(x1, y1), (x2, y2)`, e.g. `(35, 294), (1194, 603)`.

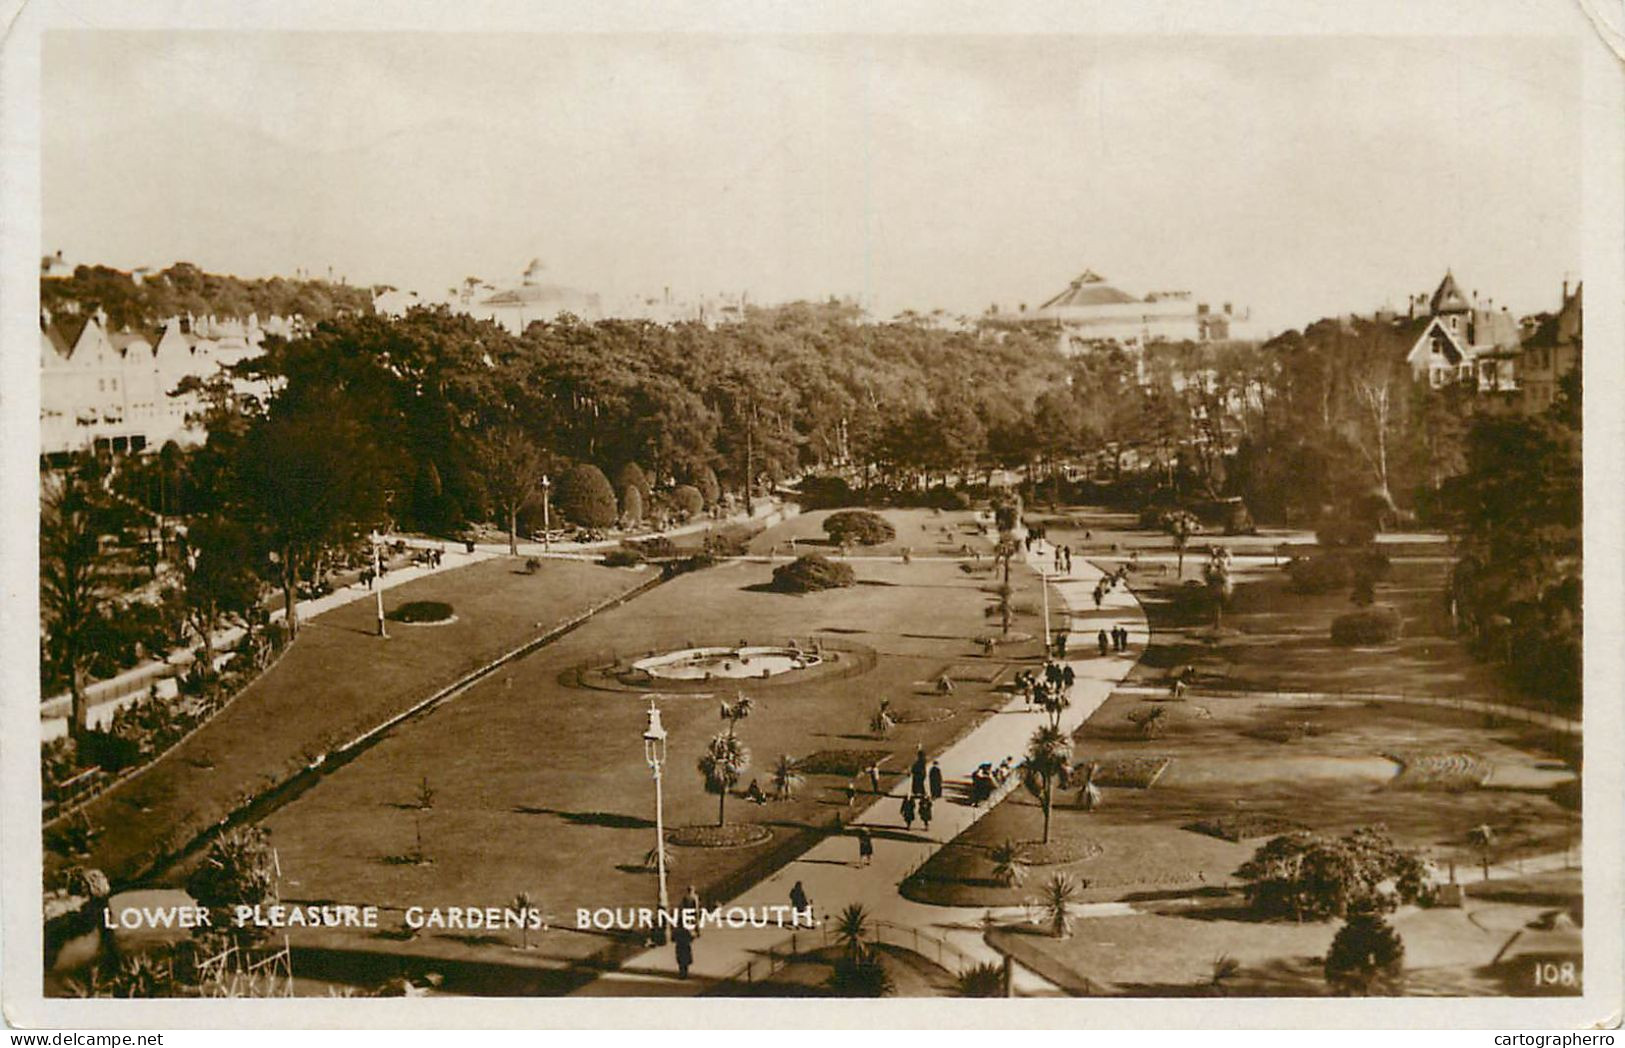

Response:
(707, 917), (986, 991)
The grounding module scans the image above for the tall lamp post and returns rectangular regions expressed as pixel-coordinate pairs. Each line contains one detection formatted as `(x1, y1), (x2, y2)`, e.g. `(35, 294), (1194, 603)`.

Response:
(643, 699), (670, 930)
(541, 474), (552, 554)
(370, 531), (388, 638)
(1039, 567), (1051, 655)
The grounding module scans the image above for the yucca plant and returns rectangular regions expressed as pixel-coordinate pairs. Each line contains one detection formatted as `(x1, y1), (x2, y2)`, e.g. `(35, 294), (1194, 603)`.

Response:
(1033, 872), (1082, 939)
(989, 838), (1029, 888)
(832, 902), (873, 963)
(697, 731), (750, 826)
(956, 961), (1006, 997)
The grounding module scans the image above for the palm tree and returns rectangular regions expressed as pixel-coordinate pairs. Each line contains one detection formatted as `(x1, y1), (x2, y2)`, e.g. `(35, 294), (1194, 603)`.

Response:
(770, 754), (804, 800)
(832, 903), (872, 963)
(1037, 681), (1071, 729)
(697, 731), (750, 826)
(513, 892), (536, 950)
(720, 692), (754, 737)
(1034, 873), (1082, 938)
(989, 838), (1029, 888)
(1022, 724), (1073, 844)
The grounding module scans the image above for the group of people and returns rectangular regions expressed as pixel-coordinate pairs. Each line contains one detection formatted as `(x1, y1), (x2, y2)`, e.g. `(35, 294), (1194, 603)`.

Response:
(1091, 566), (1130, 608)
(901, 745), (943, 831)
(969, 756), (1016, 804)
(1051, 544), (1075, 574)
(1014, 661), (1075, 709)
(1097, 625), (1132, 655)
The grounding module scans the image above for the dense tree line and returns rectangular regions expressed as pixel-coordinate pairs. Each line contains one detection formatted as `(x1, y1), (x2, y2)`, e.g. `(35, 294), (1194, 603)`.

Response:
(41, 263), (373, 330)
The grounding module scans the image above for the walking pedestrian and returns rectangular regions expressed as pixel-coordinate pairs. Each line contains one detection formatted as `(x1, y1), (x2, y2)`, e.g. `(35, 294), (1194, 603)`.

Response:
(1098, 629), (1110, 656)
(919, 795), (934, 830)
(789, 880), (810, 914)
(868, 763), (882, 794)
(857, 827), (874, 867)
(672, 920), (693, 979)
(901, 794), (917, 830)
(1093, 587), (1103, 610)
(681, 885), (702, 938)
(1062, 664), (1076, 691)
(928, 760), (943, 799)
(846, 779), (857, 806)
(911, 747), (927, 795)
(1054, 547), (1063, 572)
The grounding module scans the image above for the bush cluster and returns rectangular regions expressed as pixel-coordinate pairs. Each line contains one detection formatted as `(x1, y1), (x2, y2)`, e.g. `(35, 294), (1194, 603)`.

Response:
(1331, 605), (1402, 645)
(1286, 554), (1352, 594)
(601, 548), (645, 568)
(771, 554), (856, 593)
(823, 510), (896, 546)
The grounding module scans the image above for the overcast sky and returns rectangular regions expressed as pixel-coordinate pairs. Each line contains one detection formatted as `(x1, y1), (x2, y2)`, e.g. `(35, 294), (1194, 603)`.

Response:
(43, 31), (1581, 329)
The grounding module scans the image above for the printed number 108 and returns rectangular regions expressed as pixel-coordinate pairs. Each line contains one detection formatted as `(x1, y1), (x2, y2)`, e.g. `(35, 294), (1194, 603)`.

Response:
(1532, 961), (1579, 988)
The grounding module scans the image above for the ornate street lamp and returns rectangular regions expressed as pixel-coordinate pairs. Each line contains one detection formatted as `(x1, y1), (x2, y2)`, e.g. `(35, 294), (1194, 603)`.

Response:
(369, 530), (388, 638)
(643, 699), (671, 923)
(541, 474), (552, 553)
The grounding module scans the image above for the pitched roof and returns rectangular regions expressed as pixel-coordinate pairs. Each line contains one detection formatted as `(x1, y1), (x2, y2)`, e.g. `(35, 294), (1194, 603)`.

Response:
(1430, 271), (1470, 314)
(1039, 271), (1141, 310)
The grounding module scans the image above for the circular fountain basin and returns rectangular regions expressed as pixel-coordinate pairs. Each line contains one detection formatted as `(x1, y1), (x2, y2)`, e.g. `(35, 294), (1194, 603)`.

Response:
(632, 646), (822, 681)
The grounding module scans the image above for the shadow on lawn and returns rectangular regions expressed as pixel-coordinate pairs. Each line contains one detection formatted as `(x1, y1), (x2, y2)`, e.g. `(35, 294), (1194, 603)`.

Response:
(511, 806), (655, 830)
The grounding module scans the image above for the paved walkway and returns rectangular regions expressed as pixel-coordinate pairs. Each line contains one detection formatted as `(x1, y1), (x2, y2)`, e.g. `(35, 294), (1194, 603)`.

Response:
(573, 539), (1149, 997)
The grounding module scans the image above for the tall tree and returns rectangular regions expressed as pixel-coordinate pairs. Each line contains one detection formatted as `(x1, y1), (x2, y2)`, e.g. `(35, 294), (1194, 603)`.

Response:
(1022, 724), (1073, 844)
(475, 427), (549, 555)
(40, 466), (122, 738)
(175, 516), (262, 679)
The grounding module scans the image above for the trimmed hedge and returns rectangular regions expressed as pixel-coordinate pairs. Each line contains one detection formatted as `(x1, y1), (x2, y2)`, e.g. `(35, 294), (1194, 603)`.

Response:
(1331, 605), (1402, 645)
(671, 484), (704, 517)
(771, 554), (856, 593)
(557, 464), (618, 529)
(601, 548), (645, 568)
(823, 510), (896, 546)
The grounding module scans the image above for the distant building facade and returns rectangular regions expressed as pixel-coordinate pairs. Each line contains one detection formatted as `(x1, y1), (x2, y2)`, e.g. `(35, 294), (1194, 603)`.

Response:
(1402, 271), (1522, 392)
(473, 258), (601, 334)
(40, 308), (287, 458)
(1028, 270), (1257, 353)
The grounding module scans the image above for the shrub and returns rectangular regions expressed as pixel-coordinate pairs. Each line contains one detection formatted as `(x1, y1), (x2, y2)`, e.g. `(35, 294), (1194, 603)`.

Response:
(1316, 519), (1376, 548)
(620, 485), (644, 525)
(601, 548), (645, 568)
(827, 954), (895, 997)
(614, 462), (651, 503)
(77, 730), (143, 773)
(956, 962), (1006, 997)
(692, 466), (721, 508)
(523, 557), (541, 574)
(1234, 826), (1430, 921)
(703, 526), (756, 557)
(799, 474), (856, 510)
(1331, 605), (1402, 645)
(1286, 554), (1352, 594)
(771, 554), (855, 593)
(671, 484), (704, 518)
(556, 464), (618, 529)
(388, 600), (455, 623)
(823, 510), (896, 546)
(925, 487), (973, 511)
(1325, 910), (1406, 995)
(628, 536), (677, 559)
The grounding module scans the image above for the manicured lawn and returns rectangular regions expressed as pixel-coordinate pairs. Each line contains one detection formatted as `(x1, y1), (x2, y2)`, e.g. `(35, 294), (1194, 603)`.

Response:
(904, 694), (1577, 908)
(744, 507), (992, 560)
(989, 896), (1571, 996)
(55, 557), (643, 885)
(254, 510), (1040, 972)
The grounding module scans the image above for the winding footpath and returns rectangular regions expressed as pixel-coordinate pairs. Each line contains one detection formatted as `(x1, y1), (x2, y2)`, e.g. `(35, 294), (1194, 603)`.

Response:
(573, 540), (1148, 997)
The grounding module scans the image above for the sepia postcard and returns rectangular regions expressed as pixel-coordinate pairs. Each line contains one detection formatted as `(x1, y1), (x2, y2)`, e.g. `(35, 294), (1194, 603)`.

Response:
(2, 0), (1622, 1031)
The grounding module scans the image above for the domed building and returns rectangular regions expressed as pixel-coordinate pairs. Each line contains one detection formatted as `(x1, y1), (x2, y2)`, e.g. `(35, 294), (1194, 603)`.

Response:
(475, 258), (601, 334)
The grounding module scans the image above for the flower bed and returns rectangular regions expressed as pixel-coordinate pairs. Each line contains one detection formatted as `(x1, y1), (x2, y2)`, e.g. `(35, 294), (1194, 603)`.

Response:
(1385, 750), (1493, 791)
(1017, 837), (1104, 866)
(793, 749), (893, 777)
(666, 824), (773, 848)
(1078, 755), (1173, 789)
(1186, 813), (1306, 842)
(387, 600), (456, 624)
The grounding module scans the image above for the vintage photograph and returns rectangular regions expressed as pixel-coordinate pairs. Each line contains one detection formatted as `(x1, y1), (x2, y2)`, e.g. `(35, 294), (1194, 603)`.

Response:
(8, 0), (1621, 1027)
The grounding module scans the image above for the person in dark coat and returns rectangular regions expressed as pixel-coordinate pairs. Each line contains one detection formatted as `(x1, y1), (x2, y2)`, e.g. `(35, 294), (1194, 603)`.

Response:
(901, 795), (916, 830)
(919, 795), (933, 830)
(868, 763), (882, 794)
(672, 920), (694, 979)
(1098, 629), (1110, 656)
(928, 761), (944, 799)
(789, 881), (810, 914)
(911, 748), (928, 795)
(857, 827), (874, 867)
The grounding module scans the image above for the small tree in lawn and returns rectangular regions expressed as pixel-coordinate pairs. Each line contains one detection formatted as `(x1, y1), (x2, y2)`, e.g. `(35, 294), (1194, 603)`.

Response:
(1022, 724), (1073, 844)
(990, 838), (1029, 888)
(513, 891), (537, 950)
(698, 731), (750, 826)
(1033, 873), (1082, 938)
(1161, 509), (1202, 578)
(770, 753), (804, 800)
(411, 776), (436, 864)
(1324, 907), (1406, 995)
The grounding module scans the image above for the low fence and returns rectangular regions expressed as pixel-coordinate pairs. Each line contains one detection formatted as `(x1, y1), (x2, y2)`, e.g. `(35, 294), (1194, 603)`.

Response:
(706, 917), (985, 992)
